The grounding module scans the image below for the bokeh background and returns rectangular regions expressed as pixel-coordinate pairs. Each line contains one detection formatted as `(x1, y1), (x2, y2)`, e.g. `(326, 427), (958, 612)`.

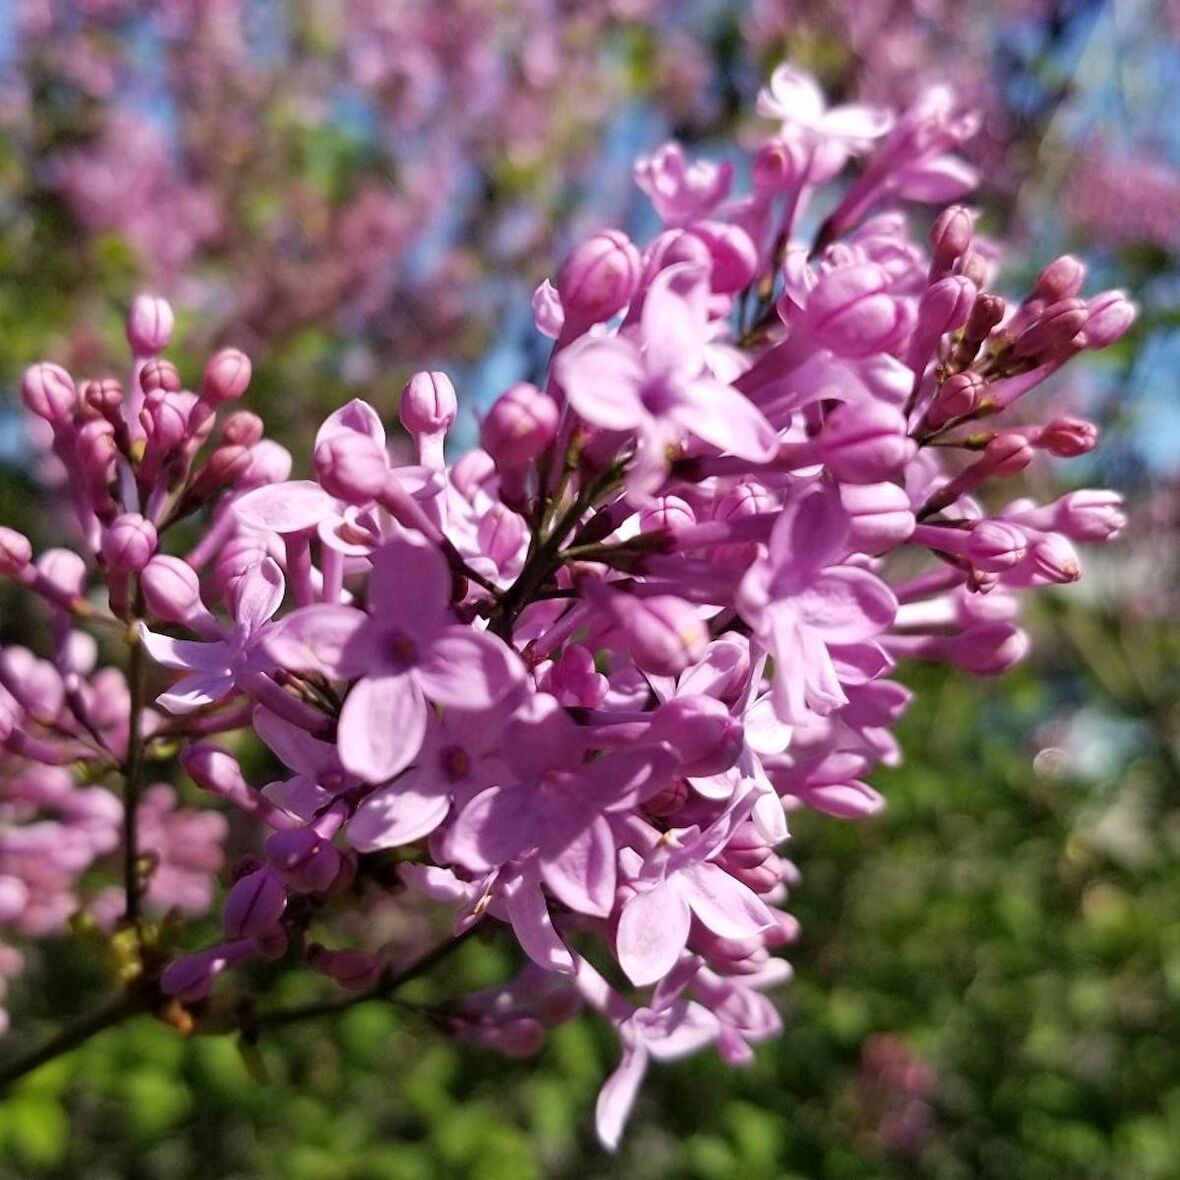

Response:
(1, 1), (1179, 1176)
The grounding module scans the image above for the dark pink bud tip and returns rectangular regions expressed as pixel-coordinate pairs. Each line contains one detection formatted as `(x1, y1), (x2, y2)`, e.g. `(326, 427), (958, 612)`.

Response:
(21, 362), (76, 422)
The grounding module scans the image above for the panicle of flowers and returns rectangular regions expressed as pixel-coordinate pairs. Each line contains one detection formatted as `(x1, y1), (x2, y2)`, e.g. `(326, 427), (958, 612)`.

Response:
(0, 66), (1131, 1146)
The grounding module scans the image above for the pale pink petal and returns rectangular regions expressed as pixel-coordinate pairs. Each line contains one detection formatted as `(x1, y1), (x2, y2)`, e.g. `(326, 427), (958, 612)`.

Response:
(896, 156), (978, 202)
(157, 671), (236, 715)
(446, 785), (543, 871)
(264, 605), (369, 678)
(556, 336), (647, 432)
(254, 706), (336, 775)
(681, 861), (774, 940)
(348, 777), (451, 850)
(337, 673), (426, 782)
(819, 103), (893, 141)
(234, 481), (337, 534)
(595, 1042), (649, 1152)
(139, 626), (230, 673)
(416, 627), (523, 710)
(795, 567), (897, 643)
(640, 264), (709, 380)
(540, 815), (616, 918)
(667, 378), (779, 461)
(367, 537), (449, 631)
(231, 557), (285, 633)
(616, 880), (691, 986)
(314, 398), (386, 448)
(505, 873), (575, 976)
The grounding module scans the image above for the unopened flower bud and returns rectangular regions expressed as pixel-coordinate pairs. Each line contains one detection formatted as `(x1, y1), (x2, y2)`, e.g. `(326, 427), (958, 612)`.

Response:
(139, 358), (182, 394)
(102, 514), (157, 573)
(683, 222), (758, 293)
(928, 204), (974, 273)
(1033, 254), (1085, 301)
(222, 868), (287, 939)
(648, 695), (743, 777)
(0, 528), (32, 576)
(81, 377), (124, 418)
(1080, 291), (1136, 349)
(126, 294), (174, 354)
(400, 371), (458, 437)
(820, 402), (915, 483)
(840, 482), (915, 553)
(1035, 417), (1098, 457)
(1012, 298), (1088, 359)
(211, 412), (260, 448)
(21, 362), (76, 422)
(307, 945), (381, 990)
(603, 591), (707, 677)
(142, 556), (206, 625)
(481, 383), (560, 470)
(752, 138), (806, 191)
(313, 432), (389, 503)
(556, 229), (641, 332)
(640, 496), (696, 535)
(202, 348), (252, 403)
(946, 622), (1030, 675)
(477, 503), (527, 569)
(923, 371), (986, 429)
(966, 520), (1028, 571)
(1052, 489), (1126, 541)
(806, 264), (906, 357)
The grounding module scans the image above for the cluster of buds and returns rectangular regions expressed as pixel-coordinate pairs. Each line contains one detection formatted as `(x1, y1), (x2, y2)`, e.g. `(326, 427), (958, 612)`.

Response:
(0, 66), (1128, 1147)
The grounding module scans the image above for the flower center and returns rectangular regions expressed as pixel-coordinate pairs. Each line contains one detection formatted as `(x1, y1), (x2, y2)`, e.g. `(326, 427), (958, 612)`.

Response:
(384, 630), (418, 672)
(439, 745), (470, 781)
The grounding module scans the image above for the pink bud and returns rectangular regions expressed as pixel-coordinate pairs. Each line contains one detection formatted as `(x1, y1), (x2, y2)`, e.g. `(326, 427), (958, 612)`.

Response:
(966, 521), (1028, 571)
(142, 389), (193, 449)
(313, 433), (389, 503)
(1024, 533), (1081, 584)
(981, 433), (1035, 477)
(1052, 489), (1125, 541)
(946, 622), (1030, 675)
(81, 377), (124, 418)
(139, 358), (182, 394)
(532, 280), (564, 339)
(928, 204), (974, 272)
(820, 402), (915, 483)
(917, 275), (977, 336)
(1035, 417), (1098, 457)
(142, 556), (205, 624)
(605, 591), (707, 677)
(963, 292), (1005, 341)
(683, 222), (758, 293)
(806, 264), (906, 357)
(0, 528), (32, 576)
(1033, 255), (1085, 301)
(639, 496), (696, 534)
(307, 945), (381, 991)
(556, 229), (641, 331)
(220, 411), (264, 447)
(1080, 291), (1136, 349)
(102, 514), (158, 574)
(1012, 298), (1088, 359)
(789, 779), (884, 820)
(160, 942), (252, 1002)
(400, 371), (458, 436)
(923, 371), (985, 429)
(37, 549), (86, 599)
(223, 868), (287, 939)
(21, 362), (76, 422)
(648, 695), (743, 777)
(202, 348), (252, 403)
(480, 383), (560, 470)
(477, 503), (527, 568)
(126, 294), (174, 354)
(265, 828), (340, 893)
(752, 138), (806, 191)
(840, 482), (915, 553)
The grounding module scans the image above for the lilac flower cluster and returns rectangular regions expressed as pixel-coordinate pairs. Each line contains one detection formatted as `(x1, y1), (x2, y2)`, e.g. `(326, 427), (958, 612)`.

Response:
(0, 67), (1130, 1145)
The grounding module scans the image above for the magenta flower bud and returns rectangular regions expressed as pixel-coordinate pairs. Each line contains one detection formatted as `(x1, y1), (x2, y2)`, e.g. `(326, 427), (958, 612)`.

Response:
(141, 389), (192, 448)
(946, 622), (1030, 675)
(126, 294), (174, 354)
(648, 695), (743, 777)
(400, 370), (458, 437)
(21, 362), (76, 422)
(1035, 417), (1099, 457)
(477, 503), (526, 568)
(639, 496), (696, 534)
(806, 264), (906, 357)
(101, 514), (158, 573)
(928, 204), (974, 272)
(313, 432), (389, 503)
(220, 411), (264, 447)
(1033, 254), (1085, 301)
(957, 250), (989, 288)
(917, 275), (977, 336)
(1012, 298), (1088, 360)
(81, 377), (124, 418)
(37, 549), (86, 600)
(683, 222), (758, 294)
(556, 229), (641, 332)
(139, 358), (182, 394)
(981, 432), (1035, 477)
(1080, 291), (1136, 349)
(820, 402), (915, 484)
(160, 942), (252, 1003)
(142, 556), (205, 624)
(1024, 533), (1081, 584)
(480, 383), (560, 470)
(223, 867), (287, 939)
(966, 521), (1028, 571)
(202, 348), (252, 404)
(307, 945), (381, 991)
(712, 482), (774, 522)
(0, 528), (32, 576)
(265, 828), (340, 893)
(1052, 490), (1126, 541)
(963, 292), (1005, 343)
(605, 591), (707, 677)
(752, 138), (806, 191)
(840, 482), (915, 553)
(923, 371), (986, 429)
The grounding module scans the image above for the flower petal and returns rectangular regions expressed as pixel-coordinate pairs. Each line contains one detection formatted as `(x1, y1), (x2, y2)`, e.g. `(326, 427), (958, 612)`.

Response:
(540, 815), (617, 918)
(681, 861), (774, 940)
(416, 627), (524, 710)
(337, 673), (426, 782)
(348, 776), (451, 850)
(264, 605), (369, 677)
(234, 481), (337, 534)
(616, 880), (691, 986)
